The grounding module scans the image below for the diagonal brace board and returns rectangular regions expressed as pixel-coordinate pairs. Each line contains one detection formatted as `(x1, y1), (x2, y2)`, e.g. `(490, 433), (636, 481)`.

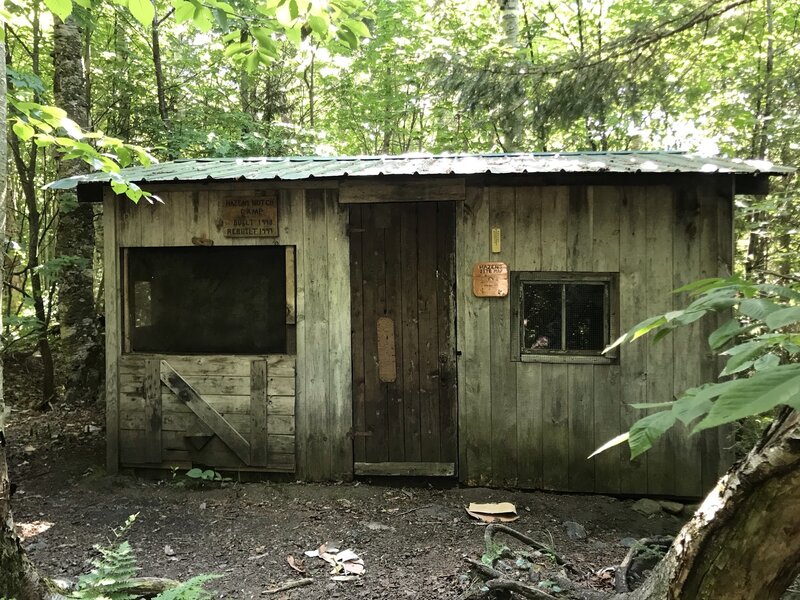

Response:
(160, 360), (251, 464)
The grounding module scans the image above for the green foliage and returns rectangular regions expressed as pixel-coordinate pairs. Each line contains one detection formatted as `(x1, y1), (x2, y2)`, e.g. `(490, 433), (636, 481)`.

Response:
(185, 468), (223, 481)
(69, 515), (218, 600)
(71, 516), (140, 600)
(595, 277), (800, 459)
(153, 575), (221, 600)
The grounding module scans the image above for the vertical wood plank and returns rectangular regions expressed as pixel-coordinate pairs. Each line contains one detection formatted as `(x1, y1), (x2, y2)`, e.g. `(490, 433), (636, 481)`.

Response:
(542, 364), (569, 490)
(592, 364), (621, 493)
(436, 202), (458, 465)
(140, 196), (164, 246)
(516, 362), (542, 488)
(362, 205), (388, 463)
(158, 192), (180, 246)
(303, 189), (331, 480)
(539, 187), (569, 490)
(540, 187), (569, 271)
(566, 186), (594, 492)
(250, 359), (268, 466)
(618, 187), (649, 494)
(567, 186), (593, 271)
(104, 192), (120, 473)
(513, 187), (542, 271)
(646, 186), (676, 496)
(384, 204), (405, 462)
(703, 177), (735, 489)
(326, 191), (353, 480)
(460, 186), (492, 485)
(401, 205), (422, 462)
(672, 184), (704, 497)
(349, 206), (367, 462)
(417, 202), (441, 462)
(568, 364), (595, 492)
(143, 358), (162, 464)
(591, 186), (622, 494)
(591, 187), (620, 272)
(489, 187), (517, 486)
(285, 189), (304, 476)
(717, 177), (736, 477)
(116, 191), (141, 246)
(514, 187), (543, 489)
(285, 247), (297, 324)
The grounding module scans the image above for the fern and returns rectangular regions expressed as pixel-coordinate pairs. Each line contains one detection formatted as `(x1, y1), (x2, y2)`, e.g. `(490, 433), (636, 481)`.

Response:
(71, 540), (139, 599)
(68, 515), (218, 600)
(153, 575), (221, 600)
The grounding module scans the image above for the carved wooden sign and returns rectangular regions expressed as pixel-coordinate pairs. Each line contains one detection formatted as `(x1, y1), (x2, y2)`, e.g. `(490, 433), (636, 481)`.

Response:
(472, 262), (509, 297)
(222, 193), (278, 237)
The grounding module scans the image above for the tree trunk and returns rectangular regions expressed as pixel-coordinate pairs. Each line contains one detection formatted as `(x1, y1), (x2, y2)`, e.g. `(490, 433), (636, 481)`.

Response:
(53, 16), (102, 406)
(151, 3), (170, 128)
(0, 19), (60, 599)
(7, 0), (56, 408)
(616, 409), (800, 600)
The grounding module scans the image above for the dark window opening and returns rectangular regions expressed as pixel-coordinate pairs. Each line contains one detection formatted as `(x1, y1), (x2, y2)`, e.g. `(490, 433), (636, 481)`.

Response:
(513, 273), (616, 361)
(126, 246), (288, 354)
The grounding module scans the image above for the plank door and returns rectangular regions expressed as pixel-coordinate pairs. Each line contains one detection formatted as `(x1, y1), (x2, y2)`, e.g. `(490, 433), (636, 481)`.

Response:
(350, 202), (457, 477)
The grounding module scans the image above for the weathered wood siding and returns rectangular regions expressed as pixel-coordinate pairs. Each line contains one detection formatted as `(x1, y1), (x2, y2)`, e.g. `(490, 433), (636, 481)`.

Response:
(457, 179), (733, 496)
(118, 355), (296, 471)
(104, 187), (351, 480)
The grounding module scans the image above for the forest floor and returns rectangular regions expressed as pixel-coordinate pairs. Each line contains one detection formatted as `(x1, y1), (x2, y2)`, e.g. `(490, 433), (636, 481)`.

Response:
(5, 363), (687, 599)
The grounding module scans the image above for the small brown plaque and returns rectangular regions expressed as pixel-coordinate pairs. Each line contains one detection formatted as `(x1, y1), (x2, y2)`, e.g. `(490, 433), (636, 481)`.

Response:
(472, 262), (509, 297)
(222, 193), (278, 237)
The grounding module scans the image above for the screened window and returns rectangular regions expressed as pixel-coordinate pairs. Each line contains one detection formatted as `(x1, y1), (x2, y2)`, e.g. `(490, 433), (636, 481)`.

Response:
(125, 246), (289, 354)
(511, 272), (617, 362)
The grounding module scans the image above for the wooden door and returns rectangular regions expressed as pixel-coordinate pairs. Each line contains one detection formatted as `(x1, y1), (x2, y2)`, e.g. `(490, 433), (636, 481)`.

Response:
(350, 202), (457, 476)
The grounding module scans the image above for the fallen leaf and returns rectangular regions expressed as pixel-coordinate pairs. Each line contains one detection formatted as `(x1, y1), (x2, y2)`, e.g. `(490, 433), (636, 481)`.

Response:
(164, 545), (175, 556)
(342, 562), (364, 575)
(286, 555), (305, 573)
(334, 549), (360, 563)
(465, 502), (519, 523)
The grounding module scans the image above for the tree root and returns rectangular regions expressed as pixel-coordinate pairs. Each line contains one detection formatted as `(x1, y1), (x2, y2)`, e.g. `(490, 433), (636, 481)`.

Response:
(484, 524), (567, 566)
(462, 558), (557, 600)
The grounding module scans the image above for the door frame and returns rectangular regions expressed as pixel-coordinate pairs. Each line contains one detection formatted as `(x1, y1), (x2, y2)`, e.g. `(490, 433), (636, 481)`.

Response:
(348, 201), (459, 477)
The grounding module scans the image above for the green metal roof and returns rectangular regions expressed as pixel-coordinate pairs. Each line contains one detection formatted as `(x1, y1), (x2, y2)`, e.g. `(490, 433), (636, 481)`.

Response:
(49, 151), (794, 190)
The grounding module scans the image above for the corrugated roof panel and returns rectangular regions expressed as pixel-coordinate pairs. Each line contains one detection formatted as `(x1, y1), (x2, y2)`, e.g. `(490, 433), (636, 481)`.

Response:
(46, 151), (794, 190)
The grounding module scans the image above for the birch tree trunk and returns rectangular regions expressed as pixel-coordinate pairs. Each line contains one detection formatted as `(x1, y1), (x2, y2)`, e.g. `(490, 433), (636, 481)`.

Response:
(53, 16), (102, 406)
(616, 409), (800, 600)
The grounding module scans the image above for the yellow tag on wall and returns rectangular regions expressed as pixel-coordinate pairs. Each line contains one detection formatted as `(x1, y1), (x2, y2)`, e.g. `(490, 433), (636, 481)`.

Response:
(491, 227), (501, 253)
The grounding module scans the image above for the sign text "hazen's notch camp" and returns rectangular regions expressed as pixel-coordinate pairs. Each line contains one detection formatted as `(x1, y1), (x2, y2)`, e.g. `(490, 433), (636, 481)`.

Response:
(222, 194), (279, 237)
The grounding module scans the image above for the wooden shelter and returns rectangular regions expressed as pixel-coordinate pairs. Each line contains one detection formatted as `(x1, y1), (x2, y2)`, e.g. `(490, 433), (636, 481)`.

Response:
(58, 152), (791, 497)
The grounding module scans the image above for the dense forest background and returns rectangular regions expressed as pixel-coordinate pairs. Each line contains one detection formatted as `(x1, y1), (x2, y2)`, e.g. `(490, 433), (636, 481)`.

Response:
(3, 0), (798, 406)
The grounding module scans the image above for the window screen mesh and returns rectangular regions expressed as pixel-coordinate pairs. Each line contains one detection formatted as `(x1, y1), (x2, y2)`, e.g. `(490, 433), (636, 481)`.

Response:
(520, 280), (608, 354)
(128, 246), (287, 354)
(522, 283), (563, 351)
(565, 283), (605, 350)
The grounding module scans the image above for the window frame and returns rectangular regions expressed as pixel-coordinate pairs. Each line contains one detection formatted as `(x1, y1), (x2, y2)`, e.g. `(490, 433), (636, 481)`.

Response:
(121, 245), (296, 356)
(510, 271), (619, 364)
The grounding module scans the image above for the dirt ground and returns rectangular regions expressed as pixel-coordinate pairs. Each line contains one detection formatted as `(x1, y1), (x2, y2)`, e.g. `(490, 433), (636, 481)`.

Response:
(5, 369), (686, 599)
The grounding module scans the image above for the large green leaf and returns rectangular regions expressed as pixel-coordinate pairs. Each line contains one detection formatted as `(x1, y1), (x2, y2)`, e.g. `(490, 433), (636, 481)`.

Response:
(44, 0), (72, 20)
(765, 306), (800, 330)
(709, 318), (755, 350)
(695, 364), (800, 432)
(628, 411), (677, 459)
(719, 339), (772, 376)
(739, 298), (782, 321)
(129, 0), (155, 26)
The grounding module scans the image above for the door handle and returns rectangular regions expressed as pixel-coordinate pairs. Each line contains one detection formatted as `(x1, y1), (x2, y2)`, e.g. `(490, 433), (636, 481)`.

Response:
(438, 354), (449, 383)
